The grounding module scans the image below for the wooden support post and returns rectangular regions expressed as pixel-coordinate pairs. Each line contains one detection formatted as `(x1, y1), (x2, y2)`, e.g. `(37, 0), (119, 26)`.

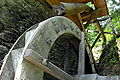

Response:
(91, 17), (111, 48)
(94, 22), (106, 42)
(91, 33), (102, 48)
(77, 13), (96, 73)
(84, 13), (96, 29)
(64, 41), (70, 73)
(84, 9), (101, 29)
(78, 32), (85, 76)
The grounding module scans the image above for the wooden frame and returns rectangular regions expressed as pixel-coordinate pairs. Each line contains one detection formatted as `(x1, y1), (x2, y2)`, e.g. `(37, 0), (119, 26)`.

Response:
(45, 0), (109, 29)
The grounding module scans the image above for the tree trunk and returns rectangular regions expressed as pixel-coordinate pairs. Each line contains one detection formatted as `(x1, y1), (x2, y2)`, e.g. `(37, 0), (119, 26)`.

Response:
(0, 0), (52, 67)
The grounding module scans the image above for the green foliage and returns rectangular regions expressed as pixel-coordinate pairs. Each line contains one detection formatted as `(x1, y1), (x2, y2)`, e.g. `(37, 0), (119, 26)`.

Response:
(86, 0), (120, 75)
(86, 24), (98, 45)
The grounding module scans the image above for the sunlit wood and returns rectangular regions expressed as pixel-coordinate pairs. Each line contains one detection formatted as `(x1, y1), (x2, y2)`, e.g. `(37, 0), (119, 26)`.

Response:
(45, 0), (109, 29)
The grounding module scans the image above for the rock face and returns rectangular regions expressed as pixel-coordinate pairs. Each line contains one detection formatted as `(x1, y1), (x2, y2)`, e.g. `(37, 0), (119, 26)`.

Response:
(0, 45), (9, 67)
(0, 0), (52, 67)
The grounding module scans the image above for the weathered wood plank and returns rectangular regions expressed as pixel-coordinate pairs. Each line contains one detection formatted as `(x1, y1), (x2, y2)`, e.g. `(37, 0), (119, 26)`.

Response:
(0, 26), (37, 80)
(64, 41), (70, 73)
(78, 32), (85, 76)
(53, 2), (92, 15)
(24, 49), (75, 80)
(11, 48), (23, 72)
(77, 12), (96, 73)
(13, 49), (44, 80)
(94, 22), (106, 42)
(46, 0), (108, 29)
(14, 58), (44, 80)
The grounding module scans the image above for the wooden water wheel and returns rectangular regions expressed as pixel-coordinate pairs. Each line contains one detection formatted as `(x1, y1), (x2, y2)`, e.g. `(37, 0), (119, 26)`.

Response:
(0, 16), (83, 80)
(0, 16), (119, 80)
(0, 0), (119, 79)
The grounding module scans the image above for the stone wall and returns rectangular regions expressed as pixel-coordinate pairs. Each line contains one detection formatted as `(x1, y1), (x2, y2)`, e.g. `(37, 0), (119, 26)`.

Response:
(0, 0), (52, 67)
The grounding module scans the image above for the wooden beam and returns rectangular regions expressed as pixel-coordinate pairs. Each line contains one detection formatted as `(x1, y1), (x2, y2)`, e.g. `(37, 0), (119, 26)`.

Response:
(77, 13), (96, 73)
(83, 9), (101, 29)
(91, 17), (111, 48)
(91, 17), (109, 23)
(87, 30), (114, 35)
(78, 32), (85, 76)
(91, 33), (102, 48)
(64, 41), (70, 73)
(81, 9), (102, 22)
(24, 49), (75, 80)
(53, 2), (92, 16)
(84, 13), (96, 29)
(94, 22), (106, 42)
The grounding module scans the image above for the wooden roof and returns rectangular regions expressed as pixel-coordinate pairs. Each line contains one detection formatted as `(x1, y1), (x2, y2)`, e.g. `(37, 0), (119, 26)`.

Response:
(45, 0), (109, 29)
